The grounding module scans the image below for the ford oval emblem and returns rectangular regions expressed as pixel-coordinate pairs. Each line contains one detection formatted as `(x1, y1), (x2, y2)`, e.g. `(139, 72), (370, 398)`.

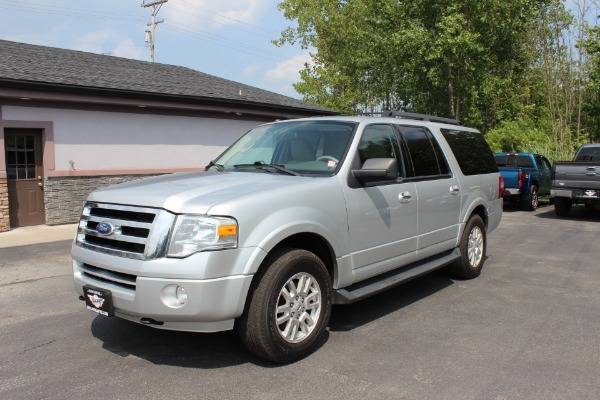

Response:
(96, 222), (115, 236)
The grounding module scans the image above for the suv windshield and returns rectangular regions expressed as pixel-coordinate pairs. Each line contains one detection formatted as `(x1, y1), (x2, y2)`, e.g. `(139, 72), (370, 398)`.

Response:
(575, 146), (600, 162)
(212, 121), (357, 176)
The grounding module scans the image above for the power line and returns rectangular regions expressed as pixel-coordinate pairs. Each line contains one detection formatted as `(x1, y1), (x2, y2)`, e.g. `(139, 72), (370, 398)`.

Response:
(175, 0), (279, 38)
(0, 0), (287, 62)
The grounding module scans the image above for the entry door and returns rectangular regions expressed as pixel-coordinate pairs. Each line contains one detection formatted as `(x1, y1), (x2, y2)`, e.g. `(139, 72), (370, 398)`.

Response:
(5, 129), (45, 227)
(343, 124), (419, 283)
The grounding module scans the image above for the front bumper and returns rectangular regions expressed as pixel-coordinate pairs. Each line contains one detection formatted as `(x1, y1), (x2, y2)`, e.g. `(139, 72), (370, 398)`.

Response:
(72, 245), (260, 332)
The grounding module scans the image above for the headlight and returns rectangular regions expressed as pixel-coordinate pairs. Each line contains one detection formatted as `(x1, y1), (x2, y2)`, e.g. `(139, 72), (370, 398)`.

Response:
(167, 215), (238, 257)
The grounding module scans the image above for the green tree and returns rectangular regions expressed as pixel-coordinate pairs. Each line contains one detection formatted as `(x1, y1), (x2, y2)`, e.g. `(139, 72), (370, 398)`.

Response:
(277, 0), (548, 131)
(582, 23), (600, 141)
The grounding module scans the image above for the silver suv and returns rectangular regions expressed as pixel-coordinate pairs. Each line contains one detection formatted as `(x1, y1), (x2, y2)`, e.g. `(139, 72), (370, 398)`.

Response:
(72, 113), (503, 363)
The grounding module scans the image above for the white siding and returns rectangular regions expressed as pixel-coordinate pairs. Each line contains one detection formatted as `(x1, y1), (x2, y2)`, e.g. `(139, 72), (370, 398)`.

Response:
(2, 106), (263, 170)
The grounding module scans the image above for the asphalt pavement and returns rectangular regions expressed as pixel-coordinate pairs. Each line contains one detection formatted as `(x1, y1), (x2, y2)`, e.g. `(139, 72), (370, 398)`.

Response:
(1, 204), (599, 400)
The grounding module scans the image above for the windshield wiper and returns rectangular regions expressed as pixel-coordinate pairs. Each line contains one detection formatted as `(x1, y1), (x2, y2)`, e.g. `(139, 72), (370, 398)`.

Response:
(205, 160), (224, 172)
(233, 161), (301, 176)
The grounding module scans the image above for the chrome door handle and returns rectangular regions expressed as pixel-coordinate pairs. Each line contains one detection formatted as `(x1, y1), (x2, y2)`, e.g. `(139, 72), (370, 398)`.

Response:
(449, 185), (460, 194)
(398, 191), (412, 203)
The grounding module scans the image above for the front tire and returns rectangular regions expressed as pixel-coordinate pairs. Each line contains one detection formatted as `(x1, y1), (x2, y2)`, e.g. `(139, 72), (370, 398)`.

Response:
(449, 215), (487, 279)
(237, 248), (332, 363)
(521, 185), (539, 211)
(554, 197), (572, 217)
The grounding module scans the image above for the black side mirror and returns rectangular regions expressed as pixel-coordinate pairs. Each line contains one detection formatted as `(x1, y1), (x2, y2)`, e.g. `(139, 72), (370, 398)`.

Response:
(352, 158), (398, 185)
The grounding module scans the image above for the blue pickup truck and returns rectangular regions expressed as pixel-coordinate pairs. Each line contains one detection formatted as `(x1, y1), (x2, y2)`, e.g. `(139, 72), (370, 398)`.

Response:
(494, 152), (553, 210)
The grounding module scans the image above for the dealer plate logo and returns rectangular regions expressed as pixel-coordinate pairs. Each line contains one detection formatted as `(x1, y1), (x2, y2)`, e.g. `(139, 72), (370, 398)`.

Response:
(87, 294), (105, 308)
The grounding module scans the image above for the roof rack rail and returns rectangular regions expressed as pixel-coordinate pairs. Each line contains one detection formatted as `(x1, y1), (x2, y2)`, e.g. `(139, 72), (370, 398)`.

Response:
(364, 110), (462, 126)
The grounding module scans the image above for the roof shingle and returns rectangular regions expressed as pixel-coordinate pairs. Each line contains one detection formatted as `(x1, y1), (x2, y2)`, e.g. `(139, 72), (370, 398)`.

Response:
(0, 39), (329, 113)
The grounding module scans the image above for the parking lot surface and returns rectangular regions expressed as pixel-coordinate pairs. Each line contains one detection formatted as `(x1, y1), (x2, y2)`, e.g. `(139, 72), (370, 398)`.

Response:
(1, 205), (599, 400)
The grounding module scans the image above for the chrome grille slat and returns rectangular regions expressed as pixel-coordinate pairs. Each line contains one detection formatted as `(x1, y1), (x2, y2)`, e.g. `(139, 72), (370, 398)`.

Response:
(76, 202), (175, 260)
(78, 241), (146, 260)
(82, 215), (153, 229)
(81, 227), (148, 244)
(83, 202), (158, 215)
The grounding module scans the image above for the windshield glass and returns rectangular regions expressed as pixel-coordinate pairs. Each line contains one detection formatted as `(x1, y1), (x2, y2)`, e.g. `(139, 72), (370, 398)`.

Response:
(495, 155), (534, 168)
(576, 146), (600, 162)
(213, 121), (357, 175)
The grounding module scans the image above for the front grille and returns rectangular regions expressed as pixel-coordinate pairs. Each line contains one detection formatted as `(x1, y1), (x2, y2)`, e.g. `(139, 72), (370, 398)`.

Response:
(76, 202), (172, 260)
(81, 263), (136, 291)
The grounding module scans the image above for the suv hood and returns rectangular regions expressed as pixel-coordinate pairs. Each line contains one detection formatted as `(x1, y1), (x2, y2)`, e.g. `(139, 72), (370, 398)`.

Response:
(87, 171), (311, 214)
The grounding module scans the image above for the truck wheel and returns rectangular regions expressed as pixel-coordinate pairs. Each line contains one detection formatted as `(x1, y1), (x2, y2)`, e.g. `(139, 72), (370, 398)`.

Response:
(554, 197), (572, 216)
(521, 185), (539, 211)
(449, 215), (487, 279)
(237, 248), (332, 363)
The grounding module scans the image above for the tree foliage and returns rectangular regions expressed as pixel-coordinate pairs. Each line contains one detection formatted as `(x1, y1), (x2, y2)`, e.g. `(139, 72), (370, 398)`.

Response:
(277, 0), (599, 160)
(277, 0), (546, 130)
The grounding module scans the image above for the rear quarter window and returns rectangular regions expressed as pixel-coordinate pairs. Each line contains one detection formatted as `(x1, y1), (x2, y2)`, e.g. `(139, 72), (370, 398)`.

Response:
(575, 147), (600, 162)
(440, 129), (498, 176)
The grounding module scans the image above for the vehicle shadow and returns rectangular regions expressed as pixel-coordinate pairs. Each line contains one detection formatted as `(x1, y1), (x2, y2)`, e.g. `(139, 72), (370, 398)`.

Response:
(91, 270), (455, 367)
(329, 270), (454, 331)
(535, 205), (600, 221)
(90, 315), (267, 368)
(501, 199), (551, 213)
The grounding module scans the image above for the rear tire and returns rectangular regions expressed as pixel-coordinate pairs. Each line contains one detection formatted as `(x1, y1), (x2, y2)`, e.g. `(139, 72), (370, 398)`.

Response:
(449, 215), (487, 280)
(521, 185), (539, 211)
(237, 248), (332, 364)
(554, 197), (572, 217)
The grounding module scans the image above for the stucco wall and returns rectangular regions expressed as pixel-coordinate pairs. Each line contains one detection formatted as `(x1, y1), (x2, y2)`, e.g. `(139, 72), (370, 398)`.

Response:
(2, 106), (263, 171)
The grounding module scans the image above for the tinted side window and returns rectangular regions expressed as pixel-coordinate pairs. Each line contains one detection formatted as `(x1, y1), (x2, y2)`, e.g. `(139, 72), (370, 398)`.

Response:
(575, 146), (600, 162)
(357, 124), (401, 174)
(400, 127), (440, 177)
(542, 158), (552, 172)
(441, 129), (498, 175)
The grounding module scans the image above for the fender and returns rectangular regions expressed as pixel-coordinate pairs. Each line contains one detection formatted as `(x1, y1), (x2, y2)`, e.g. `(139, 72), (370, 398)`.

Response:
(458, 198), (489, 240)
(240, 206), (345, 276)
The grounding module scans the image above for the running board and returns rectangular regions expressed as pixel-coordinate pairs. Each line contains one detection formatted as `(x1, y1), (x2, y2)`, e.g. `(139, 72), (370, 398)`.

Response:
(333, 249), (461, 305)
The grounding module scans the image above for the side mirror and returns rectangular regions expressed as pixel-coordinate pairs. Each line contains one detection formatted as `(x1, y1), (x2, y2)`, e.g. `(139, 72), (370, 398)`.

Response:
(352, 158), (398, 185)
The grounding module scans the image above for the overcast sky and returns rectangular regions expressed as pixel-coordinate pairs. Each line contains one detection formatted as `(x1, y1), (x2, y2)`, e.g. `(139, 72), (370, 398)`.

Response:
(0, 0), (310, 98)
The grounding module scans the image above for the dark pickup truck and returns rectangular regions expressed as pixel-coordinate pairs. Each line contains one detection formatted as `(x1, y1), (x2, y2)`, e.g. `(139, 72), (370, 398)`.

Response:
(551, 144), (600, 216)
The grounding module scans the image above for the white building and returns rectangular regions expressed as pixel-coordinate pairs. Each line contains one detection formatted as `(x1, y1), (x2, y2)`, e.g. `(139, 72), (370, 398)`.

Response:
(0, 39), (331, 230)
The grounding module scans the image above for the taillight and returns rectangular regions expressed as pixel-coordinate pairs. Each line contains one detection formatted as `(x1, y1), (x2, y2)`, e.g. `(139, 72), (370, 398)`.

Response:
(517, 171), (524, 189)
(499, 175), (505, 198)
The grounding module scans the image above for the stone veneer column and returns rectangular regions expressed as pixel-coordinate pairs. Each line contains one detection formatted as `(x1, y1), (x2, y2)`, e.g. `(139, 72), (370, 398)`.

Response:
(43, 174), (161, 225)
(0, 177), (9, 232)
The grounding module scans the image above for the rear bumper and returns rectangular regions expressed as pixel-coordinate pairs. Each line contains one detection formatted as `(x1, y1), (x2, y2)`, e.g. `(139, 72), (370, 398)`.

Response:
(503, 188), (521, 196)
(551, 188), (600, 202)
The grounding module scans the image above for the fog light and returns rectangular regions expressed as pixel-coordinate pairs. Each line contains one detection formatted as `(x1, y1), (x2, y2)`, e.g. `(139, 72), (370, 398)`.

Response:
(161, 284), (188, 308)
(176, 286), (188, 305)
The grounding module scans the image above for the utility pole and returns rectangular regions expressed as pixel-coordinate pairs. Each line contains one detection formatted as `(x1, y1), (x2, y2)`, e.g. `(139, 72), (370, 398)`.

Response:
(142, 0), (168, 62)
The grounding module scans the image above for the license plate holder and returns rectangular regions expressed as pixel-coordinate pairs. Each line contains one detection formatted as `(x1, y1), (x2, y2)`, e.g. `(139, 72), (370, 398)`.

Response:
(83, 286), (114, 317)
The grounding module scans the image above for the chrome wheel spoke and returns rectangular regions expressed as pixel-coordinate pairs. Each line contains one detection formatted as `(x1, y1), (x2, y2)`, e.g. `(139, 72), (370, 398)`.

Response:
(467, 226), (484, 267)
(275, 272), (322, 344)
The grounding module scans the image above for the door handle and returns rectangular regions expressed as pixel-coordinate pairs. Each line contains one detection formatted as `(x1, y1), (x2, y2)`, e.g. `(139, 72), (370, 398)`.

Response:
(398, 191), (412, 203)
(449, 185), (460, 194)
